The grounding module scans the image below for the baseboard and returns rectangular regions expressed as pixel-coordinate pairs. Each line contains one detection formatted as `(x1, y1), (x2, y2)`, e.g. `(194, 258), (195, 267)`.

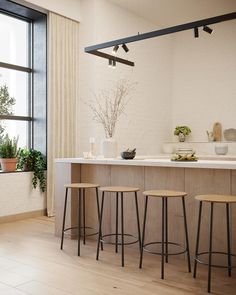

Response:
(0, 209), (47, 224)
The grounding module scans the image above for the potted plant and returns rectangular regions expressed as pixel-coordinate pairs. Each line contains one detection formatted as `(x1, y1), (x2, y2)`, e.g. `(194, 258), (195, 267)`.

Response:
(174, 126), (191, 142)
(0, 134), (18, 172)
(17, 148), (46, 192)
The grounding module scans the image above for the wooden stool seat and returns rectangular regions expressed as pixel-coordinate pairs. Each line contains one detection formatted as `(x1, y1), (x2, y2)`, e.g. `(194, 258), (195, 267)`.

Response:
(100, 186), (139, 193)
(143, 190), (187, 198)
(195, 194), (236, 203)
(64, 183), (99, 189)
(193, 194), (236, 292)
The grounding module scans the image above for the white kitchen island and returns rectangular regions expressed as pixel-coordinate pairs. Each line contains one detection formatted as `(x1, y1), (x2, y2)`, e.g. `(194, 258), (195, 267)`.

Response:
(55, 157), (236, 259)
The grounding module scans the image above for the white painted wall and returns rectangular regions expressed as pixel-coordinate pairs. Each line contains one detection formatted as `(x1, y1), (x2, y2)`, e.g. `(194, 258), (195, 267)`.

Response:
(0, 172), (46, 217)
(78, 0), (173, 156)
(171, 21), (236, 143)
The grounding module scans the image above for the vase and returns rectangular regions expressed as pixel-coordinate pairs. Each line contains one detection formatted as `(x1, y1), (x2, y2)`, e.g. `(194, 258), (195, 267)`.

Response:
(102, 138), (118, 158)
(178, 133), (185, 142)
(0, 158), (17, 172)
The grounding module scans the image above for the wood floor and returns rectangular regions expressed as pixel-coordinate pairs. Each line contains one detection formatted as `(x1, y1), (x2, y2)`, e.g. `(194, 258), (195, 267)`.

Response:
(0, 217), (235, 295)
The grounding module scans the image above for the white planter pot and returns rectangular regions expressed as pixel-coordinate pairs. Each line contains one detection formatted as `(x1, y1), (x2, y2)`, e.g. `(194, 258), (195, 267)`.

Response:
(102, 138), (118, 158)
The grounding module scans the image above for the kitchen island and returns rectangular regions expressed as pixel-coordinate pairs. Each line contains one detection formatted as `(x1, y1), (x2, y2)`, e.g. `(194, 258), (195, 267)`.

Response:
(55, 157), (236, 259)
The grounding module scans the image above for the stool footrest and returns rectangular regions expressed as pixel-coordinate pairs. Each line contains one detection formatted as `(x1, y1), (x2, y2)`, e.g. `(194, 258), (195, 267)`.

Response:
(195, 251), (236, 269)
(143, 241), (187, 256)
(63, 226), (98, 237)
(100, 233), (139, 246)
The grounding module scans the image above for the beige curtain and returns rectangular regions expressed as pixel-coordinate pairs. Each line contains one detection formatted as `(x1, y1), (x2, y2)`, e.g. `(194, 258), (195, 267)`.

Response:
(47, 12), (79, 216)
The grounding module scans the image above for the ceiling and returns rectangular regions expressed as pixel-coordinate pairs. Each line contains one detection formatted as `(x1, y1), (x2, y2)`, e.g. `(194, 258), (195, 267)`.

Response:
(108, 0), (236, 27)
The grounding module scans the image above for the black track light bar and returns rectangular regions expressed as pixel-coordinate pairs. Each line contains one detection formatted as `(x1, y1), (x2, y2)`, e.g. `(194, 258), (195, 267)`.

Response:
(92, 50), (134, 66)
(85, 12), (236, 67)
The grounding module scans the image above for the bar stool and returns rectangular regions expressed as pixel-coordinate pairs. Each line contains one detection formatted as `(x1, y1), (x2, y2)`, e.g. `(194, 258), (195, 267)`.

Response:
(60, 183), (100, 256)
(96, 186), (141, 267)
(193, 194), (236, 293)
(139, 190), (191, 279)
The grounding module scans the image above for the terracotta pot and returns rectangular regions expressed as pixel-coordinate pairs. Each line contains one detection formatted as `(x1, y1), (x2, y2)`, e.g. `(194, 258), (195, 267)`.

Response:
(0, 158), (17, 172)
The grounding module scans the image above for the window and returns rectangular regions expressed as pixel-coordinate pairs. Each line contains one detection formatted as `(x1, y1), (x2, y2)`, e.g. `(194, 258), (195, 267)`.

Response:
(0, 1), (47, 156)
(0, 13), (32, 148)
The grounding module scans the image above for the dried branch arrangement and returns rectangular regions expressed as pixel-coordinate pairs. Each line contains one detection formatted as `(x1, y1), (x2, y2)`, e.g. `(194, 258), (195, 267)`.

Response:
(87, 80), (135, 138)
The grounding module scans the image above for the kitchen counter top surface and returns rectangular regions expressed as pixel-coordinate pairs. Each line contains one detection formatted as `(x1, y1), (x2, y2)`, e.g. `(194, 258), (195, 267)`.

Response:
(55, 156), (236, 169)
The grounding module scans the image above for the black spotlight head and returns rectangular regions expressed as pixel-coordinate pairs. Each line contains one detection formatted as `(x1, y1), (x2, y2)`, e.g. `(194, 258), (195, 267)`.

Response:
(108, 59), (112, 67)
(122, 43), (129, 52)
(203, 25), (213, 34)
(194, 27), (199, 38)
(112, 45), (119, 54)
(112, 60), (116, 68)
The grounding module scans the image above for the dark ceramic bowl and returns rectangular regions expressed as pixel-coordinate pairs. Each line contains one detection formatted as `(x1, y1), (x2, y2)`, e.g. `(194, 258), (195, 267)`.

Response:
(120, 151), (136, 160)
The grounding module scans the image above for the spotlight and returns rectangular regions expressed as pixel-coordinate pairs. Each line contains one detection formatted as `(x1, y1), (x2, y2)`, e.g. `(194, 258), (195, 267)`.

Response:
(108, 59), (112, 67)
(203, 25), (213, 34)
(122, 43), (129, 52)
(194, 27), (199, 38)
(112, 60), (116, 68)
(112, 45), (119, 54)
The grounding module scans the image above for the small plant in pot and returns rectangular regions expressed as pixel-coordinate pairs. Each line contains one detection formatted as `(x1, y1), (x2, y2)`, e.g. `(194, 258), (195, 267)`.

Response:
(0, 134), (18, 172)
(174, 126), (191, 142)
(17, 148), (46, 192)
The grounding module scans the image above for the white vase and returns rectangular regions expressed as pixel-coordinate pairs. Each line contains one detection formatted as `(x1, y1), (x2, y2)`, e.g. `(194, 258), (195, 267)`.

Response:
(102, 138), (118, 158)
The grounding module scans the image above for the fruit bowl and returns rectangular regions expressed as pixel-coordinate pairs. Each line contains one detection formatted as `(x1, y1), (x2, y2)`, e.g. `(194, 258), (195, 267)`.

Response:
(171, 153), (198, 161)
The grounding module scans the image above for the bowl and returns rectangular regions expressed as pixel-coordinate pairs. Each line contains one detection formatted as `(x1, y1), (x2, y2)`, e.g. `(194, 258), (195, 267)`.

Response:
(215, 144), (228, 155)
(120, 151), (136, 160)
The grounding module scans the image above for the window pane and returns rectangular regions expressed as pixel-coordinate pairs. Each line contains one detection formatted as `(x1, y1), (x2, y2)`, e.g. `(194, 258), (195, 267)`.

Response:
(0, 120), (30, 148)
(0, 13), (29, 67)
(0, 68), (30, 116)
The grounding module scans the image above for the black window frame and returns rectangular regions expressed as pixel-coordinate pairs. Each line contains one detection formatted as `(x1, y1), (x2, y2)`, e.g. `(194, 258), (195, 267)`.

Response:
(0, 0), (47, 157)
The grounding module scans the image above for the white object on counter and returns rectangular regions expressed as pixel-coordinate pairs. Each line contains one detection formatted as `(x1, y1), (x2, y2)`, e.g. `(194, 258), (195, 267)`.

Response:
(101, 138), (118, 158)
(215, 144), (228, 155)
(89, 137), (95, 157)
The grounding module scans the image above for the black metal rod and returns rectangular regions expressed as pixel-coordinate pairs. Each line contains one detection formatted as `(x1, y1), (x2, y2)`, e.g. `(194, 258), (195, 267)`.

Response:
(0, 115), (32, 121)
(0, 61), (32, 72)
(165, 198), (168, 263)
(193, 201), (203, 278)
(88, 50), (134, 67)
(96, 187), (103, 251)
(139, 195), (148, 269)
(115, 192), (119, 253)
(96, 191), (104, 260)
(85, 12), (236, 52)
(78, 188), (82, 256)
(83, 188), (86, 245)
(182, 197), (191, 273)
(161, 197), (165, 279)
(208, 202), (214, 293)
(135, 191), (142, 252)
(60, 187), (68, 250)
(121, 192), (125, 267)
(226, 203), (232, 277)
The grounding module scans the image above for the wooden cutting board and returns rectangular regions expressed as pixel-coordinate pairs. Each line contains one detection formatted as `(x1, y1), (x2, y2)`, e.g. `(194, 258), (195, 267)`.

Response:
(213, 122), (222, 141)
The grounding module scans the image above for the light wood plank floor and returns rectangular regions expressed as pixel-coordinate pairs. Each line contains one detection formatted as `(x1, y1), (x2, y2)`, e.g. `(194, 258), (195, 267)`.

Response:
(0, 217), (235, 295)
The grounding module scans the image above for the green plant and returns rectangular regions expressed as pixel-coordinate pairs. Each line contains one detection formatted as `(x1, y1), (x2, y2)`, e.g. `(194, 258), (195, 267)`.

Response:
(0, 134), (18, 158)
(174, 126), (191, 136)
(17, 148), (46, 192)
(0, 84), (16, 142)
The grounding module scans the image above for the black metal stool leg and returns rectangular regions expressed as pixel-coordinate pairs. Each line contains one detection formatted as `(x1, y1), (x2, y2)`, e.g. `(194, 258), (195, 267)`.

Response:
(182, 197), (191, 273)
(60, 187), (68, 250)
(193, 201), (203, 278)
(207, 202), (214, 293)
(121, 192), (125, 267)
(83, 188), (86, 245)
(139, 195), (148, 269)
(226, 203), (231, 277)
(135, 191), (142, 252)
(96, 187), (103, 251)
(78, 188), (82, 256)
(165, 198), (168, 263)
(115, 192), (119, 253)
(161, 197), (165, 279)
(96, 191), (104, 260)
